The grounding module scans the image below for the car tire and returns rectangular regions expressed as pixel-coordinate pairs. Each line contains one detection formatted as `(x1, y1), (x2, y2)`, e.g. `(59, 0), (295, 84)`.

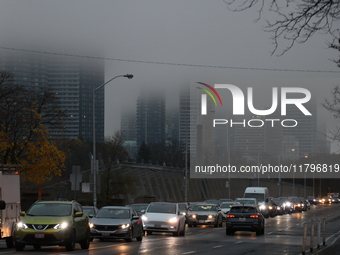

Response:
(136, 229), (143, 241)
(5, 236), (14, 248)
(173, 224), (180, 236)
(33, 245), (41, 250)
(256, 224), (263, 236)
(125, 230), (133, 242)
(80, 228), (90, 249)
(65, 230), (76, 251)
(179, 224), (185, 236)
(226, 228), (233, 235)
(14, 241), (25, 251)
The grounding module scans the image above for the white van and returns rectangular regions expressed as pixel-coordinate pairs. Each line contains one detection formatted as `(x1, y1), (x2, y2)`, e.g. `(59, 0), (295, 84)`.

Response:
(243, 187), (269, 203)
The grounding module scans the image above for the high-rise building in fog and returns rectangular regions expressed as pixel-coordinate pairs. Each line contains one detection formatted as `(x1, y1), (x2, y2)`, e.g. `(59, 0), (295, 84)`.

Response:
(0, 49), (105, 142)
(136, 89), (165, 148)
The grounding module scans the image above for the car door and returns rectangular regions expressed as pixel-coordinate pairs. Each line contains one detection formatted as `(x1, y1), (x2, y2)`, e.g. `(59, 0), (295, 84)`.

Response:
(73, 203), (87, 240)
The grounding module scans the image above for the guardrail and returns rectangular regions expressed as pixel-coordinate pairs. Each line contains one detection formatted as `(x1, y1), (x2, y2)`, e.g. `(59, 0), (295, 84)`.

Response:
(302, 217), (326, 254)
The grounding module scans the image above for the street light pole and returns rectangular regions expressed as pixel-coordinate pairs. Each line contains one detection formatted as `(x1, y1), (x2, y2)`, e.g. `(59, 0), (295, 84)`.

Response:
(92, 74), (133, 207)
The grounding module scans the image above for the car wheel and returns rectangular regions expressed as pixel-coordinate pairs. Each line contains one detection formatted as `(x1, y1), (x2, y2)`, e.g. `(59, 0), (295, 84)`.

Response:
(33, 245), (41, 250)
(125, 229), (133, 242)
(5, 236), (14, 248)
(80, 228), (90, 249)
(256, 224), (263, 236)
(173, 224), (180, 236)
(180, 224), (185, 236)
(136, 229), (143, 241)
(226, 228), (233, 235)
(14, 241), (25, 251)
(65, 230), (76, 251)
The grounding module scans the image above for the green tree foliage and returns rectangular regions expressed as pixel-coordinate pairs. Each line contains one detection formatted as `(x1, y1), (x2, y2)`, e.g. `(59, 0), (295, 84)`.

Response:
(0, 71), (66, 183)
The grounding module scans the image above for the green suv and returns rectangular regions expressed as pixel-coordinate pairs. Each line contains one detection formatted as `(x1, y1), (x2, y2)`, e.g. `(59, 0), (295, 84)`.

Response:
(14, 200), (90, 251)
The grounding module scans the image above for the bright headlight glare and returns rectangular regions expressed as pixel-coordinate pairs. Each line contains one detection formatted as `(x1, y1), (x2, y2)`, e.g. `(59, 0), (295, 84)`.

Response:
(89, 223), (94, 228)
(17, 222), (28, 229)
(121, 224), (130, 229)
(208, 215), (214, 219)
(260, 205), (266, 210)
(191, 214), (196, 219)
(268, 206), (273, 210)
(168, 217), (178, 223)
(141, 215), (147, 221)
(54, 222), (68, 229)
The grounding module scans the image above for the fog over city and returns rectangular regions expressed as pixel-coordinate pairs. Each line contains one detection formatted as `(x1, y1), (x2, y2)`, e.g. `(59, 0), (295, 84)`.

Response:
(0, 0), (339, 150)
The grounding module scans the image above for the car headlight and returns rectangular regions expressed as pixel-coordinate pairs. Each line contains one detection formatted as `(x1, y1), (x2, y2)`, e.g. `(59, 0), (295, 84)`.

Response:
(268, 206), (273, 210)
(54, 222), (69, 229)
(260, 205), (266, 210)
(141, 215), (148, 221)
(286, 202), (291, 207)
(190, 214), (197, 219)
(207, 215), (215, 219)
(168, 217), (178, 223)
(121, 224), (130, 229)
(89, 223), (94, 228)
(17, 222), (28, 229)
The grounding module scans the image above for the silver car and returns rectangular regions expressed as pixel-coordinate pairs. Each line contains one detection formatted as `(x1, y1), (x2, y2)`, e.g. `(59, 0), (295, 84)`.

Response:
(187, 203), (223, 228)
(141, 202), (186, 236)
(89, 206), (143, 242)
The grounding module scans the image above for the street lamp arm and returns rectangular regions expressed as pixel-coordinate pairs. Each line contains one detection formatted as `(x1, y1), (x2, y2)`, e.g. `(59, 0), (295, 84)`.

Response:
(94, 74), (133, 92)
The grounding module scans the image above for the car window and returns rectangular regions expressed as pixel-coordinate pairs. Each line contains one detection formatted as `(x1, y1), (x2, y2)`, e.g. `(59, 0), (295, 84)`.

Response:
(27, 203), (72, 216)
(96, 208), (130, 219)
(230, 207), (256, 213)
(147, 204), (176, 214)
(193, 205), (216, 211)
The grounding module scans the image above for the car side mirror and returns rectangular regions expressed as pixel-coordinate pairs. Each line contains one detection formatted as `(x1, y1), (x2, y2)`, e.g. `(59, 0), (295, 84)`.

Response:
(88, 214), (94, 218)
(75, 212), (84, 217)
(132, 216), (140, 220)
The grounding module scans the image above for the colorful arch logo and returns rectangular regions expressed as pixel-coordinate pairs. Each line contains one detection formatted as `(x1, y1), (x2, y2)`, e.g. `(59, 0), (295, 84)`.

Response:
(196, 82), (223, 115)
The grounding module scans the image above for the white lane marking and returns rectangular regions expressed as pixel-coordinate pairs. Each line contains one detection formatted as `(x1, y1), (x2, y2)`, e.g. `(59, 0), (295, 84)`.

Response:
(183, 251), (196, 254)
(213, 245), (223, 248)
(235, 241), (243, 244)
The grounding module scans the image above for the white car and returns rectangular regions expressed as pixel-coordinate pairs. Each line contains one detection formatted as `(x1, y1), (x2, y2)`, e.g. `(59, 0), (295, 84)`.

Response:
(141, 202), (186, 236)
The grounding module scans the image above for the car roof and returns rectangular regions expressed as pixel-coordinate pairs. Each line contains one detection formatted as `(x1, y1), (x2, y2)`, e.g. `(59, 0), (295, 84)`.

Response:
(35, 200), (75, 205)
(100, 206), (130, 210)
(231, 204), (257, 208)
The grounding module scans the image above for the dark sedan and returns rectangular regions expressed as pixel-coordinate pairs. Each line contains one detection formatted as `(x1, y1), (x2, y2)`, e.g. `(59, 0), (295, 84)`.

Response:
(89, 206), (143, 242)
(226, 204), (265, 236)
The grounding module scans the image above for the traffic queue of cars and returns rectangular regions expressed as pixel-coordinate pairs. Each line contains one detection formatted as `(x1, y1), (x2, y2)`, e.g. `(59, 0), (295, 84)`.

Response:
(13, 193), (334, 251)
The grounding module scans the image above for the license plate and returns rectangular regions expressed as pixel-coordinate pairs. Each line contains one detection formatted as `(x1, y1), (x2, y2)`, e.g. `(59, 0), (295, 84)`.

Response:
(35, 233), (45, 239)
(199, 220), (205, 223)
(102, 232), (110, 236)
(239, 218), (246, 222)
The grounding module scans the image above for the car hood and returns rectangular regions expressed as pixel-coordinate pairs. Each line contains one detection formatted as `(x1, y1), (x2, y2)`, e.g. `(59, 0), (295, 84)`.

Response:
(190, 210), (218, 215)
(144, 212), (179, 221)
(90, 217), (130, 225)
(20, 215), (70, 224)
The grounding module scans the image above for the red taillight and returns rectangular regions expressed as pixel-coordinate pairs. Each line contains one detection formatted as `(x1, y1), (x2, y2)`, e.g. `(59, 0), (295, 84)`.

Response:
(250, 215), (259, 218)
(227, 215), (235, 218)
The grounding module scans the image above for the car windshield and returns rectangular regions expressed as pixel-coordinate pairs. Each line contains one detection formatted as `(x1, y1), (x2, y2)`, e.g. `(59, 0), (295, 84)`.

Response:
(27, 203), (72, 216)
(129, 204), (148, 211)
(230, 207), (256, 213)
(193, 205), (216, 211)
(220, 203), (234, 208)
(147, 204), (176, 214)
(178, 204), (187, 210)
(244, 193), (264, 202)
(235, 199), (256, 204)
(96, 208), (130, 219)
(83, 208), (95, 215)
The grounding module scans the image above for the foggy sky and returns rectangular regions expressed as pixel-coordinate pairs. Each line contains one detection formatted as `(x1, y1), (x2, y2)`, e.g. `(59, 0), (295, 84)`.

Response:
(0, 0), (339, 150)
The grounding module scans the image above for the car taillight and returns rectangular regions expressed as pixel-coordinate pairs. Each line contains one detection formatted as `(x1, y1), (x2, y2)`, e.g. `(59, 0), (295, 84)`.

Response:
(227, 215), (235, 218)
(249, 215), (259, 218)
